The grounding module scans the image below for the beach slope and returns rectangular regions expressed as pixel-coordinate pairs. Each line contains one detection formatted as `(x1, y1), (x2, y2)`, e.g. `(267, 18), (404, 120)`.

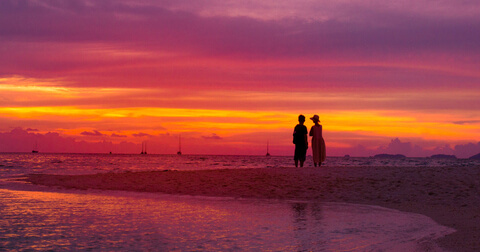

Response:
(27, 166), (480, 251)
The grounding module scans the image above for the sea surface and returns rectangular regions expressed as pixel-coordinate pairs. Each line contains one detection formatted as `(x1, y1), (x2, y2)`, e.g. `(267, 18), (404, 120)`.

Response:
(0, 153), (461, 251)
(1, 152), (478, 179)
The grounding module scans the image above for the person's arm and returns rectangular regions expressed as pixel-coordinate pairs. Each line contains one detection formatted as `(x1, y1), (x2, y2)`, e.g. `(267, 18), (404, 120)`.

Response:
(305, 127), (309, 148)
(293, 126), (297, 144)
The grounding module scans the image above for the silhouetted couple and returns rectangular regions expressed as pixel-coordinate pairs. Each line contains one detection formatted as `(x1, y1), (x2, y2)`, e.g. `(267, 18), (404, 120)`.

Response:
(293, 114), (326, 167)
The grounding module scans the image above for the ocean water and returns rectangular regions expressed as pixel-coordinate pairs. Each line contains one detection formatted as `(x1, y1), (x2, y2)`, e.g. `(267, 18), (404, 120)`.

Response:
(1, 152), (478, 179)
(0, 153), (460, 251)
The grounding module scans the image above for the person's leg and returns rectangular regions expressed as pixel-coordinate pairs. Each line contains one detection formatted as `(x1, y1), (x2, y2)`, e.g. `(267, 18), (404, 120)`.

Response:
(294, 146), (301, 167)
(301, 147), (307, 167)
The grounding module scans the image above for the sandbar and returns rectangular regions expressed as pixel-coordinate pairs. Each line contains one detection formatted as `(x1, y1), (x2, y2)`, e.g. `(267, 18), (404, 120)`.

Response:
(26, 166), (480, 251)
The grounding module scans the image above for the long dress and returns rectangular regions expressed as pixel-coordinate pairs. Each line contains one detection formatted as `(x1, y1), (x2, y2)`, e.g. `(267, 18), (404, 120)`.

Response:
(309, 125), (326, 163)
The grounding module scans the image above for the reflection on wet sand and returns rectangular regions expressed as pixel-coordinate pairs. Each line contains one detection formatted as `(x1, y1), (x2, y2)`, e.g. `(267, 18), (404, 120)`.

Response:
(0, 188), (454, 251)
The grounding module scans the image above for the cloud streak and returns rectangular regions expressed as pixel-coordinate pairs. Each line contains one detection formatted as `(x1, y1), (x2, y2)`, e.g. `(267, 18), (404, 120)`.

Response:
(2, 0), (480, 86)
(80, 130), (104, 136)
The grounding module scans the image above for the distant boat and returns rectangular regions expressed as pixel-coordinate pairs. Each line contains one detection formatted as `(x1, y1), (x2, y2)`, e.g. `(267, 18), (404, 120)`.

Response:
(266, 141), (271, 156)
(32, 140), (39, 153)
(177, 135), (182, 155)
(140, 141), (147, 154)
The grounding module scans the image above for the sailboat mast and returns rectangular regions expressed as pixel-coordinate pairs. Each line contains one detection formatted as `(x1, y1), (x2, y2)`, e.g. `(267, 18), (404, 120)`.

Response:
(177, 135), (182, 155)
(32, 140), (39, 153)
(266, 141), (271, 156)
(141, 141), (147, 154)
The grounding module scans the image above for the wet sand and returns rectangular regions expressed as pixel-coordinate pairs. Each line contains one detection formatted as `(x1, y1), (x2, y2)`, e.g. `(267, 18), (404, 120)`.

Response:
(26, 166), (480, 251)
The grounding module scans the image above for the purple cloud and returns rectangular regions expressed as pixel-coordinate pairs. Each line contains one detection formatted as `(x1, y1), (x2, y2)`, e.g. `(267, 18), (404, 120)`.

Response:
(2, 0), (480, 93)
(111, 133), (127, 138)
(452, 120), (480, 125)
(0, 128), (136, 153)
(80, 130), (104, 136)
(454, 142), (480, 158)
(1, 1), (477, 58)
(376, 138), (424, 157)
(202, 133), (222, 140)
(132, 132), (152, 137)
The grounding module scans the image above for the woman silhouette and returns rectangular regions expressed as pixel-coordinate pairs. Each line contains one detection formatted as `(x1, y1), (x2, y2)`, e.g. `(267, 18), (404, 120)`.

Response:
(309, 115), (326, 167)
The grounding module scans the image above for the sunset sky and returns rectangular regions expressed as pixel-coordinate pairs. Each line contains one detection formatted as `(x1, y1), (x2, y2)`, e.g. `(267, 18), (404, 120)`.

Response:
(1, 0), (480, 157)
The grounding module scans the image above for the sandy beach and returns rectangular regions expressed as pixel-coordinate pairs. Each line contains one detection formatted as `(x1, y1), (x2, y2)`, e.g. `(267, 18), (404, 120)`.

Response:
(26, 165), (480, 251)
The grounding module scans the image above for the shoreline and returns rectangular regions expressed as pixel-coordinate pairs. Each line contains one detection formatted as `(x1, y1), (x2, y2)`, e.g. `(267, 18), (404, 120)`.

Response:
(26, 166), (480, 251)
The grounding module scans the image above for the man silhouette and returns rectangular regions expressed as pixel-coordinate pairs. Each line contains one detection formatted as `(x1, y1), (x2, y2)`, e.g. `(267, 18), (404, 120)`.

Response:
(293, 114), (308, 167)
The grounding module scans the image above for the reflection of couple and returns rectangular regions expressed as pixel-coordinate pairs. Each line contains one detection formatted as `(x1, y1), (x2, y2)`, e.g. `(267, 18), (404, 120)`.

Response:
(293, 114), (326, 167)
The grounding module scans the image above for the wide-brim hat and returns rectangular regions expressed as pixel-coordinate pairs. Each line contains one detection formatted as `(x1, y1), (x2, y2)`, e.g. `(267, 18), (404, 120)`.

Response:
(310, 114), (320, 122)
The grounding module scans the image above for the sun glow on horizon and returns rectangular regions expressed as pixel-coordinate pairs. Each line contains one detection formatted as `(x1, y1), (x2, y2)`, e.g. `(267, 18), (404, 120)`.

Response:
(1, 75), (478, 153)
(1, 102), (475, 142)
